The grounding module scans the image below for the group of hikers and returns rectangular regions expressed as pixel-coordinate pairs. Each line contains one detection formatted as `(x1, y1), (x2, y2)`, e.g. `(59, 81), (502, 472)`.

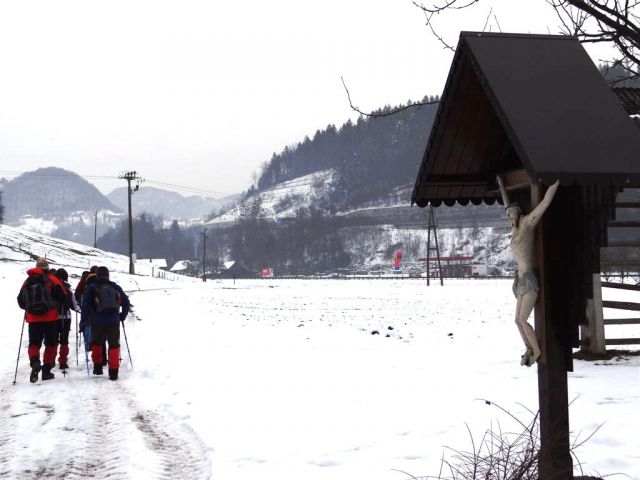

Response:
(16, 257), (130, 383)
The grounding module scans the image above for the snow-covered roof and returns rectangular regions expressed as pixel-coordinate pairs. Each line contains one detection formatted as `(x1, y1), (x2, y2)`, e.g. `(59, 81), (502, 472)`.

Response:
(138, 258), (168, 268)
(223, 261), (236, 270)
(170, 260), (189, 272)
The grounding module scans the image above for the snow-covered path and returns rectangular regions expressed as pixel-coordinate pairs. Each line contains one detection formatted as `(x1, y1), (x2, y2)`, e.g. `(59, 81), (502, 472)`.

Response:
(0, 373), (210, 479)
(0, 258), (210, 479)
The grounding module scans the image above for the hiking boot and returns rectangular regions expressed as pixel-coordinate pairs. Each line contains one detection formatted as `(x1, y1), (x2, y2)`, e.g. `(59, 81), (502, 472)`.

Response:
(59, 363), (69, 370)
(108, 368), (118, 381)
(29, 358), (41, 383)
(93, 364), (103, 375)
(41, 365), (55, 381)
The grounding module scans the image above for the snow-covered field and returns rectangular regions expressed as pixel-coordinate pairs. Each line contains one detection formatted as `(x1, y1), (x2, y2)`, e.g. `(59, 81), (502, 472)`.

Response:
(0, 225), (639, 479)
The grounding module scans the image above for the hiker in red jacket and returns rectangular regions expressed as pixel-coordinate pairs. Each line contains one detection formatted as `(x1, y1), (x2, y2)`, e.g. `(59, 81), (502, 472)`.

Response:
(17, 258), (68, 383)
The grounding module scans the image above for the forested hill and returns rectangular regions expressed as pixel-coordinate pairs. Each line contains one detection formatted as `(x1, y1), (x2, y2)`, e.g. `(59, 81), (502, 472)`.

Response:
(251, 97), (440, 209)
(1, 167), (119, 221)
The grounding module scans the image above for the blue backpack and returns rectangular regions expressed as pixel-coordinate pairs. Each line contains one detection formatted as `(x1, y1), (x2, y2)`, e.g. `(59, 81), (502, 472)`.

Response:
(93, 283), (121, 314)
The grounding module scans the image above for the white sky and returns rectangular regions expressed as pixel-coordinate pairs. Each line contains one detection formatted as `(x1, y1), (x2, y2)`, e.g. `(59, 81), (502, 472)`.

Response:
(0, 0), (617, 197)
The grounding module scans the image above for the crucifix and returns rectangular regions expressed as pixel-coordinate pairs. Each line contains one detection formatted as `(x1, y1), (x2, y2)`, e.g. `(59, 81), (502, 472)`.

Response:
(497, 173), (560, 366)
(494, 169), (572, 475)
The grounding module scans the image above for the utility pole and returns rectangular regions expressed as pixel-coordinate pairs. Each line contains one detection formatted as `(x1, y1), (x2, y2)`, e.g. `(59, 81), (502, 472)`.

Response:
(201, 228), (207, 282)
(119, 171), (143, 274)
(93, 211), (98, 248)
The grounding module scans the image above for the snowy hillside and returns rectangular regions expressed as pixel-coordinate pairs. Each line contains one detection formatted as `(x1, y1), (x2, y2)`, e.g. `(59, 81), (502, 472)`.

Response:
(10, 209), (125, 246)
(343, 225), (513, 272)
(0, 224), (192, 278)
(208, 169), (336, 225)
(204, 168), (511, 273)
(0, 225), (638, 479)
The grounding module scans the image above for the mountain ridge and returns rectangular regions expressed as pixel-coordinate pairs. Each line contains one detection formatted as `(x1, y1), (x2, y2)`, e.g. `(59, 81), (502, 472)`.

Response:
(108, 186), (238, 220)
(1, 167), (120, 221)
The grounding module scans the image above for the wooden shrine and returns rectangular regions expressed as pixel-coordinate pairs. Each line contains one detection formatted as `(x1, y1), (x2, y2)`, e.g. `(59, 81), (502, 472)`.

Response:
(412, 32), (640, 478)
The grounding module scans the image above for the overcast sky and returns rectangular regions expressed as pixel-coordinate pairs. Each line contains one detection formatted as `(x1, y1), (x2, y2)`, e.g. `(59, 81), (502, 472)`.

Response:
(0, 0), (616, 197)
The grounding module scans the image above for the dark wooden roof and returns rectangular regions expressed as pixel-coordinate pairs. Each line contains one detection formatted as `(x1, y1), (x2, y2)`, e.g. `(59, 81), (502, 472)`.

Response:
(412, 32), (640, 207)
(612, 87), (640, 115)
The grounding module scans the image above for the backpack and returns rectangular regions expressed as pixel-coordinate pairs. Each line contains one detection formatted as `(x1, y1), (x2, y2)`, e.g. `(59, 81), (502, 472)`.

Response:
(21, 275), (56, 315)
(93, 283), (121, 314)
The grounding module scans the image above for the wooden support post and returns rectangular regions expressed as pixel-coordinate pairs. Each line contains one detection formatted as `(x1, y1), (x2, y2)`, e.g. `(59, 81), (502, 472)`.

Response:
(582, 274), (606, 355)
(532, 182), (573, 479)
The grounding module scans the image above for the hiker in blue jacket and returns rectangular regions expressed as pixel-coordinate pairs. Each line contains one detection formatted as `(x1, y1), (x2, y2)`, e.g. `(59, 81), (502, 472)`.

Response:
(81, 266), (129, 380)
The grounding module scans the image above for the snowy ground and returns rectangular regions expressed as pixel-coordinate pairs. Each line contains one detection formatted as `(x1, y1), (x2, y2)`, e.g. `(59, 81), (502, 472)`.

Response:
(0, 226), (639, 479)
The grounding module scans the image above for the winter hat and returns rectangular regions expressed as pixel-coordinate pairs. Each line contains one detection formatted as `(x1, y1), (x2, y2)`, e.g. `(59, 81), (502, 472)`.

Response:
(36, 257), (49, 270)
(96, 266), (110, 279)
(55, 268), (68, 281)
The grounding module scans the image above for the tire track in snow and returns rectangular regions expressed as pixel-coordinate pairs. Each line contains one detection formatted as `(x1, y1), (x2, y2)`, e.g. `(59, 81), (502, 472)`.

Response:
(128, 402), (212, 480)
(0, 395), (17, 478)
(64, 383), (131, 480)
(0, 376), (211, 479)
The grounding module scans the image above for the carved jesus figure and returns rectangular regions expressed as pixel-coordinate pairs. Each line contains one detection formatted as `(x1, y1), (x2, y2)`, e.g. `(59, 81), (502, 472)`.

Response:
(497, 176), (560, 367)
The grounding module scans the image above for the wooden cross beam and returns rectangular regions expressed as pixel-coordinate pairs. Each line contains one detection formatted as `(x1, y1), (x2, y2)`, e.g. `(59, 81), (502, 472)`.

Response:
(502, 169), (531, 190)
(486, 169), (532, 196)
(532, 181), (573, 478)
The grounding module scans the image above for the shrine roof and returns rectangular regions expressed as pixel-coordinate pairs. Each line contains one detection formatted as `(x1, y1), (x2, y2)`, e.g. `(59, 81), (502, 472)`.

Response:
(412, 32), (640, 207)
(612, 87), (640, 115)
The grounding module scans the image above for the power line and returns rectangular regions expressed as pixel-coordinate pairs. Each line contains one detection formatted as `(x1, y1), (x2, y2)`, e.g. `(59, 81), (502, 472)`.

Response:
(144, 179), (233, 198)
(0, 170), (118, 180)
(0, 170), (235, 198)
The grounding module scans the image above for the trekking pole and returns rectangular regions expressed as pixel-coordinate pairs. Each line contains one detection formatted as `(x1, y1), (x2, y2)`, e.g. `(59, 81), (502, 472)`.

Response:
(84, 341), (90, 377)
(83, 323), (90, 377)
(75, 311), (79, 367)
(13, 313), (26, 385)
(121, 321), (133, 369)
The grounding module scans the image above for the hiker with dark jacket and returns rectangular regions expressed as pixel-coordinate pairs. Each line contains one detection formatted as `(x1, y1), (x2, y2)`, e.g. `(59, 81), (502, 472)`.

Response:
(77, 267), (98, 353)
(54, 268), (78, 370)
(81, 268), (108, 366)
(17, 258), (68, 383)
(74, 270), (90, 305)
(81, 266), (129, 380)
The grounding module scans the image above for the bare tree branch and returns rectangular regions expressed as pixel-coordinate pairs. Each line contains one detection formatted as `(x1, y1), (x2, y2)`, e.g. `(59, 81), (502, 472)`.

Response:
(412, 0), (480, 14)
(482, 6), (494, 31)
(421, 0), (640, 80)
(493, 13), (503, 32)
(341, 77), (440, 118)
(421, 9), (457, 51)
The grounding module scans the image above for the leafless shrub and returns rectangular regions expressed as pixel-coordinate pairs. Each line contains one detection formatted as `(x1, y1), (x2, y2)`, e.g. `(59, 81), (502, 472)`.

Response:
(393, 400), (611, 480)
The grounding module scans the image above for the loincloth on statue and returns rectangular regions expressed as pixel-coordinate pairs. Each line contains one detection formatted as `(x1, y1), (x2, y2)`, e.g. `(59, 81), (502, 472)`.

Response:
(512, 271), (539, 297)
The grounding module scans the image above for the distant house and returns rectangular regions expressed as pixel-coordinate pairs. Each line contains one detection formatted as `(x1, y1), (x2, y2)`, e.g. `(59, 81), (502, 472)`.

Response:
(138, 258), (168, 269)
(170, 260), (189, 273)
(135, 258), (168, 276)
(217, 260), (254, 278)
